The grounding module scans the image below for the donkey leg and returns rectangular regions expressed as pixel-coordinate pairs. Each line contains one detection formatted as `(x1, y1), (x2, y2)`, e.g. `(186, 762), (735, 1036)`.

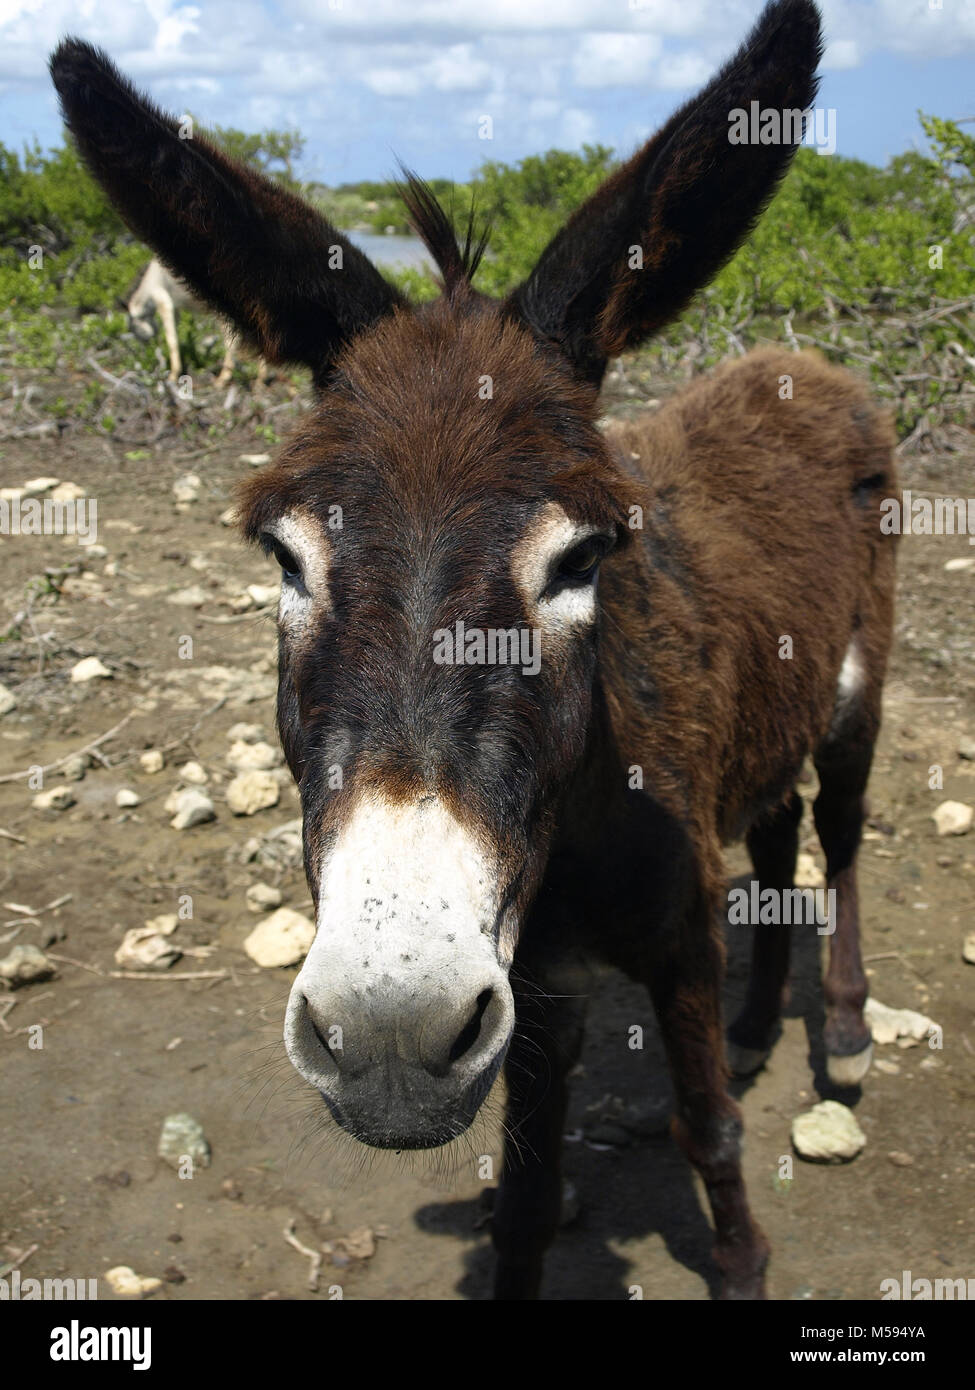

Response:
(726, 790), (803, 1076)
(215, 326), (236, 388)
(491, 976), (587, 1300)
(813, 740), (875, 1086)
(157, 293), (181, 382)
(649, 904), (769, 1299)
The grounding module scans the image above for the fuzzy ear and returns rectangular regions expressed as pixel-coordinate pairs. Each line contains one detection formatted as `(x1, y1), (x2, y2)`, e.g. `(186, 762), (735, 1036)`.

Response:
(50, 39), (404, 385)
(506, 0), (823, 385)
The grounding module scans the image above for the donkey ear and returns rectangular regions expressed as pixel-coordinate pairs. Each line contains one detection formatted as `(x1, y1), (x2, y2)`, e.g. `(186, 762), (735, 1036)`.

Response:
(49, 39), (404, 385)
(505, 0), (823, 385)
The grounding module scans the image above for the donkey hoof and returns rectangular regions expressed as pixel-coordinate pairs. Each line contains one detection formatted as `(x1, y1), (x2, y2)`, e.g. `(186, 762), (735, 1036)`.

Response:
(826, 1041), (873, 1086)
(726, 1041), (771, 1077)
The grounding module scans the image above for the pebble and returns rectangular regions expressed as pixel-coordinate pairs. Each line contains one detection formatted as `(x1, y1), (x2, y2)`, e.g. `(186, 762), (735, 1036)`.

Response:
(944, 556), (975, 573)
(167, 585), (208, 608)
(227, 723), (265, 743)
(70, 656), (112, 682)
(865, 997), (938, 1046)
(169, 789), (216, 830)
(50, 481), (85, 502)
(244, 907), (315, 967)
(963, 933), (975, 965)
(933, 800), (973, 836)
(105, 1266), (162, 1298)
(227, 770), (280, 816)
(0, 683), (16, 717)
(114, 928), (181, 970)
(246, 583), (279, 608)
(0, 943), (55, 988)
(177, 760), (208, 785)
(23, 475), (60, 496)
(158, 1113), (211, 1170)
(239, 453), (271, 466)
(61, 753), (88, 781)
(116, 788), (140, 808)
(227, 739), (280, 771)
(33, 786), (76, 811)
(887, 1151), (914, 1167)
(172, 473), (202, 503)
(140, 750), (165, 774)
(219, 506), (238, 526)
(795, 852), (825, 889)
(791, 1100), (866, 1162)
(959, 736), (975, 761)
(246, 882), (283, 912)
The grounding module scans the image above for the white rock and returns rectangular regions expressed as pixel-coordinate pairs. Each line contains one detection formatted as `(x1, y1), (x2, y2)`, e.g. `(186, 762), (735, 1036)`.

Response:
(158, 1112), (211, 1170)
(172, 472), (202, 503)
(958, 736), (975, 761)
(963, 933), (975, 965)
(944, 556), (975, 573)
(226, 770), (280, 816)
(61, 754), (88, 781)
(239, 453), (271, 466)
(33, 786), (76, 811)
(178, 760), (208, 785)
(244, 908), (314, 967)
(145, 914), (178, 935)
(50, 481), (85, 502)
(115, 788), (141, 808)
(864, 997), (938, 1046)
(169, 789), (216, 830)
(105, 1266), (162, 1298)
(167, 585), (208, 608)
(0, 943), (55, 987)
(246, 583), (279, 607)
(792, 1100), (866, 1162)
(226, 723), (265, 743)
(0, 487), (24, 502)
(246, 882), (283, 913)
(227, 739), (280, 771)
(219, 506), (238, 527)
(114, 928), (181, 970)
(0, 683), (16, 716)
(83, 544), (108, 559)
(794, 852), (825, 889)
(70, 656), (112, 683)
(933, 800), (973, 836)
(140, 750), (165, 774)
(23, 475), (60, 497)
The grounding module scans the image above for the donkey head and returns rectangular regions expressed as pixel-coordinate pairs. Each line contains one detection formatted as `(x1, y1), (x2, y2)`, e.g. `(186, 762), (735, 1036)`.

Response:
(51, 0), (821, 1150)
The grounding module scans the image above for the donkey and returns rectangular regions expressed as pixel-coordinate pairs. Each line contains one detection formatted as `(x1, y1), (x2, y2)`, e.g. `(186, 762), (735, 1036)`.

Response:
(127, 256), (267, 387)
(51, 0), (897, 1299)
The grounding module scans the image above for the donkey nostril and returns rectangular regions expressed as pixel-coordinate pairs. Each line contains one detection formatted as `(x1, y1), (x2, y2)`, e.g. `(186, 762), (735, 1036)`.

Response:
(448, 988), (494, 1065)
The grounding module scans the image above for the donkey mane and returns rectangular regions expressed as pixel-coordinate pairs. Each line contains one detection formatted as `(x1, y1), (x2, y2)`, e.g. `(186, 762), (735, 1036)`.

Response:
(397, 170), (490, 295)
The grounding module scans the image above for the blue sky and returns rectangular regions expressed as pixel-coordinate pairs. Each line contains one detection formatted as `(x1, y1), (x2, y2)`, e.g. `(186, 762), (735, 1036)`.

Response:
(2, 1), (974, 183)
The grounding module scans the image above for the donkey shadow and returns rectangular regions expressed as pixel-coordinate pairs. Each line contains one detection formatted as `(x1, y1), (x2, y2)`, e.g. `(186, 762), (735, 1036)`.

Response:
(414, 866), (856, 1300)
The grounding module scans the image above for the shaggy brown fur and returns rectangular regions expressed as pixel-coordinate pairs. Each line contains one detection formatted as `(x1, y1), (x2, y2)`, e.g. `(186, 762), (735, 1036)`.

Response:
(51, 0), (896, 1300)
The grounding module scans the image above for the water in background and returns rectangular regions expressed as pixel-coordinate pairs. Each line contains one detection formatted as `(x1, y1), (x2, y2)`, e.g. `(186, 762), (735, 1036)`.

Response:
(347, 231), (433, 271)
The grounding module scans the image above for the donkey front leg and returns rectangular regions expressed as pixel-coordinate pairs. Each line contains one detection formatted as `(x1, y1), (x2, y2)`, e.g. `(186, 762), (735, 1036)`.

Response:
(492, 974), (587, 1300)
(648, 904), (769, 1299)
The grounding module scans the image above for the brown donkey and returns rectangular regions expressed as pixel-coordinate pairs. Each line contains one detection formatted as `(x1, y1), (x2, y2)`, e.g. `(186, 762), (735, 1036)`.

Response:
(51, 0), (897, 1299)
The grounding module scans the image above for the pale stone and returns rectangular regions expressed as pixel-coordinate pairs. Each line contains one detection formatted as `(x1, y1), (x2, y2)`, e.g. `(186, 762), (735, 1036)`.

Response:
(167, 585), (208, 608)
(33, 786), (75, 811)
(246, 583), (279, 607)
(172, 472), (202, 503)
(864, 997), (937, 1046)
(226, 770), (280, 816)
(244, 907), (315, 967)
(246, 882), (283, 913)
(239, 453), (271, 466)
(177, 761), (208, 785)
(0, 943), (55, 987)
(114, 928), (180, 969)
(140, 750), (165, 774)
(933, 800), (973, 836)
(158, 1112), (211, 1169)
(50, 481), (85, 502)
(227, 739), (280, 771)
(794, 852), (825, 889)
(105, 1267), (162, 1297)
(70, 656), (111, 682)
(0, 683), (16, 716)
(23, 476), (60, 496)
(226, 723), (265, 743)
(792, 1100), (865, 1162)
(169, 789), (216, 830)
(115, 788), (140, 808)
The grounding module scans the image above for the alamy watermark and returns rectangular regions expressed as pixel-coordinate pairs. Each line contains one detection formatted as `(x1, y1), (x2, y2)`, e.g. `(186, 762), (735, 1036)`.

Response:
(880, 490), (975, 542)
(728, 881), (836, 935)
(881, 1270), (975, 1300)
(433, 621), (541, 677)
(0, 495), (98, 544)
(728, 102), (837, 156)
(1, 1268), (98, 1299)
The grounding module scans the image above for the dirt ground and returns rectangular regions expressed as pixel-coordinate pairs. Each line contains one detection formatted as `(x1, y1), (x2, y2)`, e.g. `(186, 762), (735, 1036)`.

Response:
(1, 362), (973, 1301)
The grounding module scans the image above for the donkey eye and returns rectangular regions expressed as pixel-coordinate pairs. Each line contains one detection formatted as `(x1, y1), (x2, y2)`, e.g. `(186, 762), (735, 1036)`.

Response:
(556, 536), (609, 584)
(261, 532), (302, 584)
